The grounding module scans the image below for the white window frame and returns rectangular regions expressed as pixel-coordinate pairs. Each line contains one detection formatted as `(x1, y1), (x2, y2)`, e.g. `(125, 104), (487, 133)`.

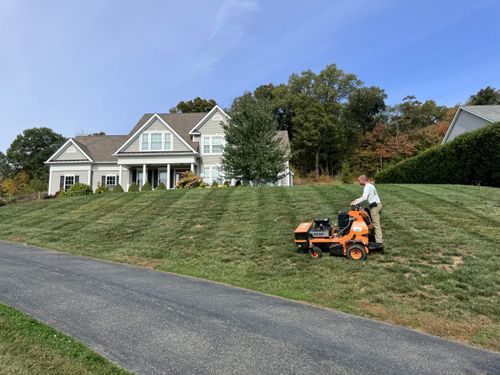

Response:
(201, 134), (225, 155)
(105, 175), (117, 190)
(201, 165), (224, 185)
(139, 131), (174, 152)
(64, 174), (75, 191)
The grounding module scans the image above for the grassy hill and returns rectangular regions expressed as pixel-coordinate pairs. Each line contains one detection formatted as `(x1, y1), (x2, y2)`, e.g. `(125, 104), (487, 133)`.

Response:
(0, 184), (498, 350)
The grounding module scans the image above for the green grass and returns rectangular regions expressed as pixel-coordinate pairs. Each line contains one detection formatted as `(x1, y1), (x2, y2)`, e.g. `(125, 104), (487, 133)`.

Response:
(0, 184), (499, 351)
(0, 303), (130, 375)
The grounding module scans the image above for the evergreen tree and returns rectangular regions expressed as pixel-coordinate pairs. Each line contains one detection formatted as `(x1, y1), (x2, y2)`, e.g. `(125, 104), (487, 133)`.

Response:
(222, 93), (286, 184)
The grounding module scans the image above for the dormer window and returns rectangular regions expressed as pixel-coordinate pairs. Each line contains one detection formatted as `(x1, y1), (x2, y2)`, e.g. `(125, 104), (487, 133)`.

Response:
(140, 131), (173, 151)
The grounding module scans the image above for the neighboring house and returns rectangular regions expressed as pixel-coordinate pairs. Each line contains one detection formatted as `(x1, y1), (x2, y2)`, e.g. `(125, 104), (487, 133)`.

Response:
(442, 105), (500, 144)
(46, 105), (293, 194)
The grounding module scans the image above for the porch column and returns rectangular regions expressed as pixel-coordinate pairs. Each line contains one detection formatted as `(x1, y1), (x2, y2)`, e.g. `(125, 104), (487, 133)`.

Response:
(88, 167), (92, 190)
(190, 163), (194, 173)
(119, 165), (123, 187)
(167, 164), (171, 189)
(143, 164), (147, 187)
(48, 166), (52, 195)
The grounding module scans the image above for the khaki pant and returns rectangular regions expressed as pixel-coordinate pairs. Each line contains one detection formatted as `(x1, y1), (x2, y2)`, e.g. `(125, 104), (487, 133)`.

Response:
(369, 203), (383, 243)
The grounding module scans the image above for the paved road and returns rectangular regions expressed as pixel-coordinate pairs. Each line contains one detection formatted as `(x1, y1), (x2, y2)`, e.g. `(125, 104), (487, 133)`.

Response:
(0, 241), (498, 374)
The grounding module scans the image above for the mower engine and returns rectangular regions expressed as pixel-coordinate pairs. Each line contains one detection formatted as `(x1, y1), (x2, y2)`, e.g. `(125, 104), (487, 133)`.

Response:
(309, 218), (331, 238)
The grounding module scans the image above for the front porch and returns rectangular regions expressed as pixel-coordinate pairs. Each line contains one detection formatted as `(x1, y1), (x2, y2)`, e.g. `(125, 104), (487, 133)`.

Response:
(124, 163), (196, 190)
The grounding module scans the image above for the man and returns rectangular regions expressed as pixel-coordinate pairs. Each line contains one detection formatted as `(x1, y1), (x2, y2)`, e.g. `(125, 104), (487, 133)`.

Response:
(350, 175), (383, 246)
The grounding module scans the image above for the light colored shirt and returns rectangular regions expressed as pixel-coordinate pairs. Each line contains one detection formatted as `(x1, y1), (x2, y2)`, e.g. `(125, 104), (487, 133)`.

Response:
(353, 183), (381, 205)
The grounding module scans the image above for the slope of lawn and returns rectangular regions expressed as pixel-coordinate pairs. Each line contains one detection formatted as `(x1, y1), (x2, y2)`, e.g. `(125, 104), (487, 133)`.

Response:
(0, 303), (130, 375)
(0, 184), (498, 351)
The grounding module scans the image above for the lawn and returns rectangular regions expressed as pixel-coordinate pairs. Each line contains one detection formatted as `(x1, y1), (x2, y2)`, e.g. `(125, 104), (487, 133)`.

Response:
(0, 303), (130, 375)
(0, 184), (498, 351)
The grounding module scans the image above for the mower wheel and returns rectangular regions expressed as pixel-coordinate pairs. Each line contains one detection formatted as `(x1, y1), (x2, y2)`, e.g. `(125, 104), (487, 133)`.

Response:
(347, 243), (367, 261)
(309, 246), (322, 259)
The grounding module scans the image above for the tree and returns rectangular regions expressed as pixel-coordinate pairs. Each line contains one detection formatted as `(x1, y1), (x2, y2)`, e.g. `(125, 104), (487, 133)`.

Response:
(0, 171), (30, 197)
(0, 152), (12, 181)
(466, 86), (500, 105)
(222, 93), (286, 184)
(390, 96), (448, 132)
(169, 97), (217, 113)
(344, 86), (387, 133)
(6, 127), (66, 181)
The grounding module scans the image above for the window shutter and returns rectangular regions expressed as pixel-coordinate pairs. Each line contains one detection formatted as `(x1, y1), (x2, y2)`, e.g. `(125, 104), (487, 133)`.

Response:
(116, 175), (120, 184)
(59, 176), (64, 190)
(75, 175), (79, 184)
(101, 176), (106, 186)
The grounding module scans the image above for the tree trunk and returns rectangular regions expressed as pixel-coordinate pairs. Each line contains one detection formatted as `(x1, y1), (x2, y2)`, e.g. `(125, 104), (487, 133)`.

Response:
(315, 151), (319, 180)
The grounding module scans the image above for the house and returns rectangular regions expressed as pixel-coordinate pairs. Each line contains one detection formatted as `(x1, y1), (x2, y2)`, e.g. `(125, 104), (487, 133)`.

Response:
(46, 105), (293, 194)
(442, 105), (500, 144)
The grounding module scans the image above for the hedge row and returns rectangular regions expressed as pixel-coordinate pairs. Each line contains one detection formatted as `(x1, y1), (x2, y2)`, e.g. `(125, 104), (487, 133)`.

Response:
(375, 122), (500, 186)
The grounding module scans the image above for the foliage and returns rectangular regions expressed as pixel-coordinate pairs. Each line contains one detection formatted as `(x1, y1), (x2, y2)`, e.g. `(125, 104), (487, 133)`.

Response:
(223, 181), (230, 187)
(6, 127), (66, 181)
(128, 183), (139, 192)
(156, 182), (166, 190)
(343, 86), (387, 133)
(0, 152), (13, 181)
(169, 97), (217, 113)
(0, 171), (31, 197)
(141, 182), (152, 191)
(211, 181), (218, 188)
(113, 184), (124, 193)
(466, 86), (500, 105)
(376, 123), (500, 186)
(0, 198), (6, 207)
(54, 190), (66, 198)
(65, 183), (93, 197)
(175, 171), (204, 189)
(389, 95), (447, 132)
(222, 93), (286, 183)
(95, 183), (110, 194)
(339, 161), (354, 183)
(0, 185), (498, 351)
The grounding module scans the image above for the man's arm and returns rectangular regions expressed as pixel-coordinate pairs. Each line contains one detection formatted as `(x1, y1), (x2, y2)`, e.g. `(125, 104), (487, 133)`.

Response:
(351, 185), (368, 205)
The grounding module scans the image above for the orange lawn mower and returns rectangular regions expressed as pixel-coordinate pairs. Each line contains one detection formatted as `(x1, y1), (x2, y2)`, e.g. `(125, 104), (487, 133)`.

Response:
(294, 204), (384, 261)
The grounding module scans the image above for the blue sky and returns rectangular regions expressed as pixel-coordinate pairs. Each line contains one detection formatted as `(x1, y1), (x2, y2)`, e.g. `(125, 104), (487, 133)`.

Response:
(0, 0), (499, 152)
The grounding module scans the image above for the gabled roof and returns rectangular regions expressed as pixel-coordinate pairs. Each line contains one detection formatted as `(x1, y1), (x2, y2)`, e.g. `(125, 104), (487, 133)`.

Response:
(461, 105), (500, 123)
(46, 138), (94, 163)
(189, 105), (230, 134)
(442, 105), (500, 144)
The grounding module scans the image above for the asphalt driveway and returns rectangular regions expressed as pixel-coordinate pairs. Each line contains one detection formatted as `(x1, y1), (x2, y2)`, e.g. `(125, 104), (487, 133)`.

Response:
(0, 241), (498, 374)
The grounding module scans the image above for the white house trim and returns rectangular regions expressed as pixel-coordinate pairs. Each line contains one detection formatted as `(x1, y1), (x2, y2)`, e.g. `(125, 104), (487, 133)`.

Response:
(45, 139), (94, 163)
(189, 105), (231, 135)
(113, 113), (197, 155)
(442, 106), (495, 144)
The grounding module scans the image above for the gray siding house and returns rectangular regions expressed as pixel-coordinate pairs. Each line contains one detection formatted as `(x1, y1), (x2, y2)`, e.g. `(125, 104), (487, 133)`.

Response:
(46, 106), (293, 194)
(442, 105), (500, 144)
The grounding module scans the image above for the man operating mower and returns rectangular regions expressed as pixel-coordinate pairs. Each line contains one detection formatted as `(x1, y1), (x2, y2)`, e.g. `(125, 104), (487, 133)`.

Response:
(351, 175), (384, 247)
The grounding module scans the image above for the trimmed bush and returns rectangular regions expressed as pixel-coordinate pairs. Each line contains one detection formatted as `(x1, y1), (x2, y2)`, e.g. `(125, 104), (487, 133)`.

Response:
(55, 190), (65, 198)
(95, 183), (110, 194)
(141, 182), (152, 191)
(211, 181), (219, 188)
(375, 123), (500, 186)
(223, 181), (230, 188)
(113, 184), (124, 193)
(175, 171), (204, 189)
(128, 183), (139, 192)
(65, 183), (93, 197)
(156, 182), (166, 190)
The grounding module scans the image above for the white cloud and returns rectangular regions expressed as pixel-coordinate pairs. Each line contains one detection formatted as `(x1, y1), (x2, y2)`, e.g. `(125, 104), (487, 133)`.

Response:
(210, 0), (259, 40)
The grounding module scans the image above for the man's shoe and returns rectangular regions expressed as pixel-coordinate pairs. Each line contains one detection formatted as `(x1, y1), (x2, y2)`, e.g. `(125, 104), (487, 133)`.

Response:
(369, 242), (384, 249)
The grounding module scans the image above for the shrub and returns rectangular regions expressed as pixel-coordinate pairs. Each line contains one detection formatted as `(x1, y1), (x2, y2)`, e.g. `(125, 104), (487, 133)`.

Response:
(128, 183), (139, 192)
(223, 181), (230, 188)
(175, 171), (204, 189)
(375, 123), (500, 186)
(95, 183), (110, 194)
(340, 161), (355, 183)
(65, 183), (93, 197)
(141, 182), (152, 191)
(235, 180), (242, 187)
(113, 184), (124, 193)
(156, 182), (166, 190)
(211, 181), (219, 188)
(55, 190), (65, 198)
(0, 198), (6, 207)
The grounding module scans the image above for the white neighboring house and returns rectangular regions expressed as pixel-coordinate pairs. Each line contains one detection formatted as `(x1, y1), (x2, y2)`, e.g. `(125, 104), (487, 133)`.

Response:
(45, 105), (293, 195)
(442, 105), (500, 144)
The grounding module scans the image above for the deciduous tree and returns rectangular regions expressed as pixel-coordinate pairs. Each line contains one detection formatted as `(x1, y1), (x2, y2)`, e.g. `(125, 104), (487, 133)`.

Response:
(466, 86), (500, 105)
(169, 97), (217, 113)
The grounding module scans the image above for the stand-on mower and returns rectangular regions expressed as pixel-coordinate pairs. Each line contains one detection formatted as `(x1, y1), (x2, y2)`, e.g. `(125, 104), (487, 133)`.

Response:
(294, 204), (383, 261)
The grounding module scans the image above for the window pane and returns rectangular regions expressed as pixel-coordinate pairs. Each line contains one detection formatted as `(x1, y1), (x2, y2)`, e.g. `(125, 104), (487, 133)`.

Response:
(164, 133), (172, 150)
(106, 176), (116, 186)
(203, 137), (210, 154)
(212, 137), (223, 153)
(64, 176), (74, 191)
(141, 134), (148, 150)
(202, 167), (211, 183)
(214, 167), (224, 184)
(151, 133), (162, 150)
